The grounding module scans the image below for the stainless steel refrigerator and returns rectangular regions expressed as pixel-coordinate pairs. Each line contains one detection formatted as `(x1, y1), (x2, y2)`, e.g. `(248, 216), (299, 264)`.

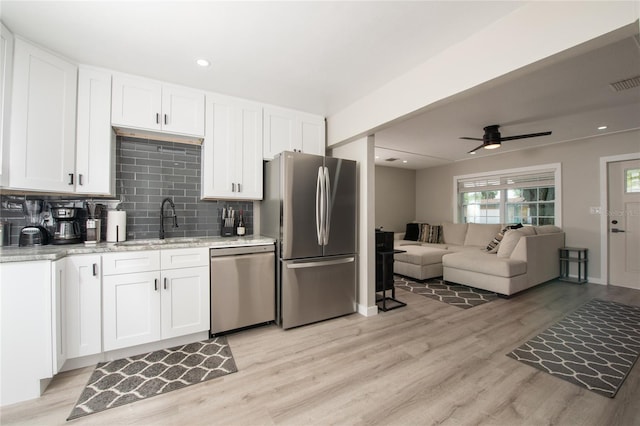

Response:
(262, 151), (357, 329)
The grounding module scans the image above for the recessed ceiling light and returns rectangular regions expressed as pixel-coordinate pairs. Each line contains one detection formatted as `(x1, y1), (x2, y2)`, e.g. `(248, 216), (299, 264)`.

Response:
(402, 160), (408, 163)
(196, 58), (210, 67)
(375, 156), (379, 159)
(597, 125), (608, 130)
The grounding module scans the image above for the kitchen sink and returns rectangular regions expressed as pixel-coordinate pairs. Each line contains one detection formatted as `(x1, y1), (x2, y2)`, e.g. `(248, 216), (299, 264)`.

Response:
(115, 237), (206, 246)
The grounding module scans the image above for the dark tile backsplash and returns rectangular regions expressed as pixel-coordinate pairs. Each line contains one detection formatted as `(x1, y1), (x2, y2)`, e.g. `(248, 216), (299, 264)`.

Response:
(0, 136), (254, 246)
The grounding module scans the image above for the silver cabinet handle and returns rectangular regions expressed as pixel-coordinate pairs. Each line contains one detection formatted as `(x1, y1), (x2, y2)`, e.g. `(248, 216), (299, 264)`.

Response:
(164, 277), (168, 290)
(237, 183), (241, 192)
(164, 114), (168, 125)
(68, 173), (74, 185)
(92, 263), (97, 276)
(232, 183), (236, 192)
(78, 174), (83, 186)
(154, 278), (158, 291)
(156, 113), (160, 124)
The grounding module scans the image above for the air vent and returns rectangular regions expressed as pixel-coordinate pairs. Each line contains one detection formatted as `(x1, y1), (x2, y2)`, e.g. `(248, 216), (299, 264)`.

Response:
(384, 158), (398, 162)
(609, 75), (640, 92)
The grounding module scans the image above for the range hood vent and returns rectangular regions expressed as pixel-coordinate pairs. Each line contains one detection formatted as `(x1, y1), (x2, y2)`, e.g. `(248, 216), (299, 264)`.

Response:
(609, 75), (640, 92)
(113, 127), (203, 146)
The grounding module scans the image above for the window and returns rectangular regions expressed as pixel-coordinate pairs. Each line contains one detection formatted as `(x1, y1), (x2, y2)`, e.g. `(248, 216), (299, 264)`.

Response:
(455, 164), (561, 226)
(626, 168), (640, 193)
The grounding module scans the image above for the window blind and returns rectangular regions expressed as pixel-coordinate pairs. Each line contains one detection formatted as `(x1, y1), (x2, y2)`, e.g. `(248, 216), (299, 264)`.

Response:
(458, 171), (555, 193)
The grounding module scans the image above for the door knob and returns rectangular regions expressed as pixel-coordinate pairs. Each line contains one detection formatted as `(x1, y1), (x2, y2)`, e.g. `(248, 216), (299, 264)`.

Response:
(611, 228), (626, 233)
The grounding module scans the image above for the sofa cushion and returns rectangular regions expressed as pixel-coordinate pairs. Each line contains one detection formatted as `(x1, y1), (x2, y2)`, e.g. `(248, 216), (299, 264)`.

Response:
(395, 245), (450, 266)
(519, 226), (536, 236)
(535, 225), (563, 234)
(464, 223), (502, 247)
(442, 222), (468, 245)
(443, 251), (527, 278)
(404, 223), (420, 241)
(497, 229), (525, 258)
(486, 223), (523, 252)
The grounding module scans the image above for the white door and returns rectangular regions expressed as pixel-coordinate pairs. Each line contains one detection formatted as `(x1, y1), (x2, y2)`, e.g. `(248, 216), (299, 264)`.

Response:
(103, 271), (161, 350)
(66, 255), (102, 358)
(608, 159), (640, 289)
(160, 266), (210, 339)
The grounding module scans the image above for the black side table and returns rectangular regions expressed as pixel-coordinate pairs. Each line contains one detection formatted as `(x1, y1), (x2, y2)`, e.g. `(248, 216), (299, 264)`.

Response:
(376, 249), (407, 311)
(559, 247), (588, 284)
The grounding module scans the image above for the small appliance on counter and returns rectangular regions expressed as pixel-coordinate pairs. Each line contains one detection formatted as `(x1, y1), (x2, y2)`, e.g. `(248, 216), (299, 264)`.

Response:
(84, 201), (102, 244)
(19, 199), (50, 247)
(51, 207), (82, 245)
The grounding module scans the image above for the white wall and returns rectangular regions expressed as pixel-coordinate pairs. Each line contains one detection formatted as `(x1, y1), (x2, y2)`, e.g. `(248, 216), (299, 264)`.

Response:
(375, 166), (415, 232)
(331, 136), (377, 317)
(415, 130), (640, 284)
(327, 2), (638, 146)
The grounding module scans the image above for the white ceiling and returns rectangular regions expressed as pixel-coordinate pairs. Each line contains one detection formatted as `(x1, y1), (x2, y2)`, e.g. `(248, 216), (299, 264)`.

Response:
(2, 1), (639, 170)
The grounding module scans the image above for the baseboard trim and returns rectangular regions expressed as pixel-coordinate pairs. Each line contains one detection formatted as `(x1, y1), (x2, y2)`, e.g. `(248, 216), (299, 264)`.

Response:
(358, 303), (378, 317)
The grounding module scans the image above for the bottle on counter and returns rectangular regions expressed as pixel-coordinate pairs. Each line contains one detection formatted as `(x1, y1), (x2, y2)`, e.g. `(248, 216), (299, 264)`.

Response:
(236, 210), (246, 236)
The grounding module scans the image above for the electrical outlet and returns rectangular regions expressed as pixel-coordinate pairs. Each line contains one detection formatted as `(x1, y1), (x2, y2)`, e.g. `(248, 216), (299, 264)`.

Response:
(590, 207), (601, 214)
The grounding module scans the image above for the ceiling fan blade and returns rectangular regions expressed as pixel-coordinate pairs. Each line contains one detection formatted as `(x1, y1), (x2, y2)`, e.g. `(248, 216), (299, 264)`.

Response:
(500, 131), (552, 142)
(459, 136), (483, 141)
(467, 143), (485, 154)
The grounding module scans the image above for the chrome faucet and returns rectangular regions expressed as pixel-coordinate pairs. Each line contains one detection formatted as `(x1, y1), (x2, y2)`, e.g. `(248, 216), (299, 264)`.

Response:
(159, 198), (178, 239)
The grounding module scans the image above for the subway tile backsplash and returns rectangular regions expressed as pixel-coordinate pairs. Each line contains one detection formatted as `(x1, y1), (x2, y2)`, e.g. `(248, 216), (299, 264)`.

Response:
(116, 136), (253, 240)
(0, 136), (254, 245)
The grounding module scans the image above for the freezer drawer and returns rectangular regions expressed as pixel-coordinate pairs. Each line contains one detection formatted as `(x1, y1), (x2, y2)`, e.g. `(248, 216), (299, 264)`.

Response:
(281, 255), (356, 329)
(210, 246), (275, 334)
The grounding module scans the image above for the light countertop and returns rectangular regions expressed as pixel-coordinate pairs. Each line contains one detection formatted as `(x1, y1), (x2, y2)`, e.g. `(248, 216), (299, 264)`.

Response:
(0, 235), (276, 263)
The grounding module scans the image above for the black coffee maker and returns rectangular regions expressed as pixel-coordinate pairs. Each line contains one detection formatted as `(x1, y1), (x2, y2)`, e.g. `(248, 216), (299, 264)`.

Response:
(19, 200), (50, 246)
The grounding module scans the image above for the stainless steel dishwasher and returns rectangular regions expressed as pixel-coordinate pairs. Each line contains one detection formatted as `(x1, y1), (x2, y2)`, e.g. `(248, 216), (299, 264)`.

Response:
(210, 244), (275, 334)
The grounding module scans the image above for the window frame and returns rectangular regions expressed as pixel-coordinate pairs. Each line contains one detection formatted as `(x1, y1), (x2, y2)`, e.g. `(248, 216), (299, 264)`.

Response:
(453, 163), (562, 227)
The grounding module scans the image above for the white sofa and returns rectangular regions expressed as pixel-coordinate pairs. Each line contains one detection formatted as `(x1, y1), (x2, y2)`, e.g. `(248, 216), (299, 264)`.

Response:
(394, 222), (565, 296)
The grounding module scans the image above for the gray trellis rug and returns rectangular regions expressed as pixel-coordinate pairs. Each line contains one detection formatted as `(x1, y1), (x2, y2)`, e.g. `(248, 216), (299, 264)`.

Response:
(67, 337), (237, 420)
(394, 275), (498, 309)
(507, 299), (640, 398)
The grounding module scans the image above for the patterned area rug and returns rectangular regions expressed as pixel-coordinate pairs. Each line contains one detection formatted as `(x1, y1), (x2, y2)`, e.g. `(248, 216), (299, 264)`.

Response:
(507, 299), (640, 397)
(68, 337), (237, 420)
(394, 275), (498, 309)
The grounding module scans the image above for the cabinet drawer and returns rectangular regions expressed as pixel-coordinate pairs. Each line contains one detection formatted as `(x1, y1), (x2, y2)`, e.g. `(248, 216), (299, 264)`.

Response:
(102, 251), (161, 275)
(161, 247), (209, 269)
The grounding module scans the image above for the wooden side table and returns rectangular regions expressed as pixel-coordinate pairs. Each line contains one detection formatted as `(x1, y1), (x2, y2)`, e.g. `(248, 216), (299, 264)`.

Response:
(559, 247), (588, 284)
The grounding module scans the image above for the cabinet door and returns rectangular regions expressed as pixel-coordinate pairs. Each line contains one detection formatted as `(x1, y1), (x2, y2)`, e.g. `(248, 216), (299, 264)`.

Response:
(103, 271), (161, 351)
(0, 23), (13, 187)
(202, 94), (263, 200)
(65, 255), (102, 358)
(9, 38), (77, 192)
(299, 112), (325, 157)
(76, 67), (115, 195)
(51, 259), (67, 374)
(263, 105), (300, 160)
(160, 266), (210, 339)
(111, 73), (162, 132)
(161, 84), (205, 137)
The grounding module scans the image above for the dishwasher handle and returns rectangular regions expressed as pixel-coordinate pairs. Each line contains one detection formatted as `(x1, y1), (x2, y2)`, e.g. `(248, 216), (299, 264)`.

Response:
(211, 244), (275, 257)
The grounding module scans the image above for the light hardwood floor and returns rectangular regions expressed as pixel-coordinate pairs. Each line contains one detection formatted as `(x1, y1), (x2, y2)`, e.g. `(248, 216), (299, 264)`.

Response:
(1, 279), (639, 426)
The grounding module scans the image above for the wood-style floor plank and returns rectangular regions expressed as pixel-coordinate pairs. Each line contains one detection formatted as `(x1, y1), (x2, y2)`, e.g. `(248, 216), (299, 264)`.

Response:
(1, 279), (639, 425)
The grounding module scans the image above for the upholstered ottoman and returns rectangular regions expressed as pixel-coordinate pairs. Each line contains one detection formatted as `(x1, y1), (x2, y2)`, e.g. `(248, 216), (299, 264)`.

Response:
(394, 245), (451, 280)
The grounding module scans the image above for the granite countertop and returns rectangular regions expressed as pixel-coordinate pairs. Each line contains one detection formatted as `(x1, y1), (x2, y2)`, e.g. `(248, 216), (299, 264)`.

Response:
(0, 235), (276, 263)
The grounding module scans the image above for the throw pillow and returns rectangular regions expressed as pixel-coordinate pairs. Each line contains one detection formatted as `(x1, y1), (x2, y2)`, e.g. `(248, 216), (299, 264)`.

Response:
(418, 223), (429, 242)
(426, 225), (442, 243)
(404, 223), (420, 241)
(486, 223), (523, 252)
(497, 229), (525, 258)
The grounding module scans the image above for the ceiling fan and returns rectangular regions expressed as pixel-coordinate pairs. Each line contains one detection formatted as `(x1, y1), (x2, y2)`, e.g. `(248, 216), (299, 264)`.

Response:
(460, 125), (552, 154)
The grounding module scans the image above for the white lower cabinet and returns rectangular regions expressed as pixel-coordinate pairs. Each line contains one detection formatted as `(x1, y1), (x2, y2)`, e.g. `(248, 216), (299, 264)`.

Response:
(102, 248), (209, 351)
(65, 255), (102, 358)
(52, 259), (67, 373)
(0, 261), (54, 406)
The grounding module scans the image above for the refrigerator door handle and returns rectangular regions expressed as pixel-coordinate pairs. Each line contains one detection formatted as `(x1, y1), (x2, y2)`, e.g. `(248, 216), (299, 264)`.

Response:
(323, 166), (331, 246)
(315, 166), (323, 245)
(286, 256), (355, 269)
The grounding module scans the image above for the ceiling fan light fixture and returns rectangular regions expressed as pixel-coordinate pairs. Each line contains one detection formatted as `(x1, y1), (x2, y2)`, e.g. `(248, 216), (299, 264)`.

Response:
(484, 142), (501, 150)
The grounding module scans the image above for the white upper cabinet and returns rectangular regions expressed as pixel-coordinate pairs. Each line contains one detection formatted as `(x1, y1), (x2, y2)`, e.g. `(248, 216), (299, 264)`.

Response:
(263, 105), (325, 160)
(75, 66), (115, 196)
(0, 23), (13, 188)
(8, 37), (78, 192)
(202, 93), (263, 200)
(111, 73), (205, 138)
